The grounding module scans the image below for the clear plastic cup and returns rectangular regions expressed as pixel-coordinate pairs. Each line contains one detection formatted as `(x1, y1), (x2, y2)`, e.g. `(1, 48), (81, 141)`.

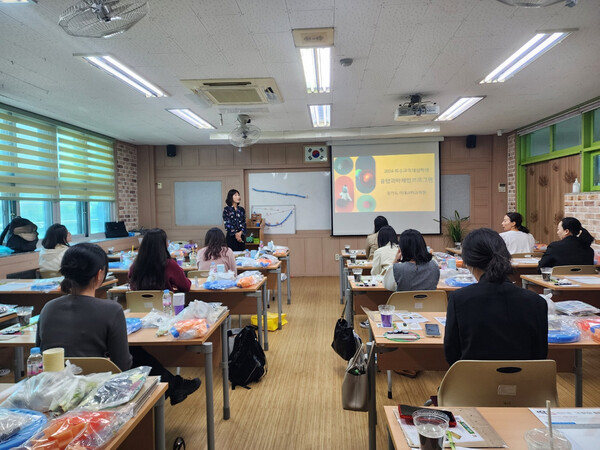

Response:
(412, 409), (449, 450)
(524, 428), (572, 449)
(344, 244), (351, 253)
(378, 304), (395, 328)
(15, 306), (33, 326)
(540, 267), (552, 281)
(176, 256), (184, 267)
(352, 268), (363, 282)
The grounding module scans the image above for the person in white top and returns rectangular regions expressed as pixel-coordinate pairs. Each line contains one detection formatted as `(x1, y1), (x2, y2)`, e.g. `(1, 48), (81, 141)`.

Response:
(500, 212), (535, 254)
(370, 225), (399, 276)
(38, 224), (71, 276)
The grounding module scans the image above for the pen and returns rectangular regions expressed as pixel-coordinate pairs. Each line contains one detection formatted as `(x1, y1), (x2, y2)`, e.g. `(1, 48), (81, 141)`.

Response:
(446, 431), (456, 450)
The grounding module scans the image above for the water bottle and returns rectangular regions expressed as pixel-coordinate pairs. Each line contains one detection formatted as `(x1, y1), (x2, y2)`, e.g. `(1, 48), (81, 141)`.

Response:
(27, 347), (43, 377)
(162, 289), (173, 316)
(210, 261), (217, 277)
(572, 178), (580, 193)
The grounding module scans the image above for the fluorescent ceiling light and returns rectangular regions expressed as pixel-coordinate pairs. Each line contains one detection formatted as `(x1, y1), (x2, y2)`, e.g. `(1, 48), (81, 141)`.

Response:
(480, 31), (572, 83)
(0, 0), (36, 3)
(167, 109), (215, 129)
(300, 48), (331, 94)
(435, 97), (485, 121)
(309, 104), (331, 128)
(80, 55), (167, 97)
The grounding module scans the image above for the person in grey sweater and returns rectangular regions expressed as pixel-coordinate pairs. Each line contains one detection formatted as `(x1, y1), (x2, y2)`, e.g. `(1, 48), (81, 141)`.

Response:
(36, 243), (200, 405)
(383, 229), (440, 291)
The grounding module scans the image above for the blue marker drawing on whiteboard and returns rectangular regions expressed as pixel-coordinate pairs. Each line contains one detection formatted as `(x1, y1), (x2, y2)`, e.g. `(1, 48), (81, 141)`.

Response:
(265, 210), (293, 227)
(252, 188), (307, 199)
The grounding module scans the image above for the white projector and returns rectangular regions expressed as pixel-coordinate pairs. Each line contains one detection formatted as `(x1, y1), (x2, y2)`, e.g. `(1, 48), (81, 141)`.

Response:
(394, 104), (440, 121)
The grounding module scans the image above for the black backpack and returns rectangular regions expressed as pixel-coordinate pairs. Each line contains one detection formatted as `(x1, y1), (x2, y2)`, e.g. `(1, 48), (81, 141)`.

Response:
(228, 325), (267, 389)
(0, 216), (39, 253)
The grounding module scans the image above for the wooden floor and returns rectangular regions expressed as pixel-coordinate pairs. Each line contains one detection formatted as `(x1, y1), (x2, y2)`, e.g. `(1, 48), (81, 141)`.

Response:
(164, 277), (600, 450)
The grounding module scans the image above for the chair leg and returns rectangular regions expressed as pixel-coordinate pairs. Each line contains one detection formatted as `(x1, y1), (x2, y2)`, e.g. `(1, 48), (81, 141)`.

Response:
(387, 370), (392, 399)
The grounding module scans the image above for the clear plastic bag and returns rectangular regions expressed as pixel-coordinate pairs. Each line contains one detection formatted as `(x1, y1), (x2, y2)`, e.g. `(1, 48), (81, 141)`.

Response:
(0, 408), (46, 449)
(125, 317), (142, 335)
(174, 300), (226, 327)
(76, 366), (151, 410)
(1, 363), (110, 415)
(170, 318), (209, 339)
(17, 409), (131, 450)
(206, 270), (236, 282)
(140, 308), (172, 328)
(235, 270), (264, 288)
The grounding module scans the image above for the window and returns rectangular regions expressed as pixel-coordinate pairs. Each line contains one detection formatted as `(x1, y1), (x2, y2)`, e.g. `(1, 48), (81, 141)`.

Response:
(553, 115), (581, 151)
(594, 109), (600, 143)
(0, 105), (116, 241)
(593, 152), (600, 188)
(529, 127), (550, 157)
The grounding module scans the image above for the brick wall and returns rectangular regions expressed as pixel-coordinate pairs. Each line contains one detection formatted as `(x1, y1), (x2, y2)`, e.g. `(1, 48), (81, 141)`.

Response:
(564, 192), (600, 252)
(507, 132), (516, 211)
(115, 141), (139, 230)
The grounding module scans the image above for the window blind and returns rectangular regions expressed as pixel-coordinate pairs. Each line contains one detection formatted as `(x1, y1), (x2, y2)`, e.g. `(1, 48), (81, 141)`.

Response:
(57, 127), (115, 201)
(0, 109), (59, 200)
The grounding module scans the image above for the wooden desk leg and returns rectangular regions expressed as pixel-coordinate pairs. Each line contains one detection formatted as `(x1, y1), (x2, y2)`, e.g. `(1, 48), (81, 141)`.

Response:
(154, 394), (166, 450)
(368, 341), (376, 450)
(575, 349), (583, 407)
(221, 318), (230, 420)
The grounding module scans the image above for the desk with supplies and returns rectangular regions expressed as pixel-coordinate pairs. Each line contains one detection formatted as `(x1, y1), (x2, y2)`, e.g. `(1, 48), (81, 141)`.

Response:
(0, 311), (230, 450)
(521, 274), (600, 306)
(238, 260), (284, 329)
(339, 249), (367, 304)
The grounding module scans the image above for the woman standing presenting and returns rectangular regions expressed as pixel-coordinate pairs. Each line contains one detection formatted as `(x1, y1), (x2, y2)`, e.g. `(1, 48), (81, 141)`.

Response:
(223, 189), (246, 251)
(500, 212), (535, 254)
(538, 217), (595, 268)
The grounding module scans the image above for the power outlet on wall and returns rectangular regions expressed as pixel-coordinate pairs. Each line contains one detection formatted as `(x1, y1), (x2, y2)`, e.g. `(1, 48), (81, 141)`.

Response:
(335, 254), (340, 261)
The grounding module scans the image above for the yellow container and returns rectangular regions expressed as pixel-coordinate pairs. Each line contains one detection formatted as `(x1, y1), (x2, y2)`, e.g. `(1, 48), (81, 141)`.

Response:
(251, 312), (287, 331)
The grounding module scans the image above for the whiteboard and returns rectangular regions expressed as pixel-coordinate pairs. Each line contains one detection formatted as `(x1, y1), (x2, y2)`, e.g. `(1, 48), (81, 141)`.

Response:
(252, 205), (296, 234)
(248, 172), (331, 231)
(174, 181), (222, 225)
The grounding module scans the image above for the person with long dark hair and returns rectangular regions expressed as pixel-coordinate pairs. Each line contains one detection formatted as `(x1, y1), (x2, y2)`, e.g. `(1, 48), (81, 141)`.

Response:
(198, 227), (236, 273)
(223, 189), (246, 251)
(444, 228), (548, 366)
(128, 228), (191, 292)
(39, 224), (71, 276)
(365, 216), (388, 259)
(37, 243), (200, 406)
(370, 225), (399, 276)
(538, 217), (595, 268)
(383, 229), (439, 291)
(500, 212), (535, 254)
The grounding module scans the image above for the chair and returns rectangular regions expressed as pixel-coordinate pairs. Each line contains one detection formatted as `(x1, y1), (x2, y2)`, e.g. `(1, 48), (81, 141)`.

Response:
(171, 241), (189, 247)
(386, 290), (448, 398)
(438, 360), (559, 407)
(187, 270), (209, 278)
(386, 290), (448, 312)
(39, 270), (61, 279)
(66, 357), (121, 375)
(511, 252), (544, 259)
(126, 290), (164, 312)
(551, 265), (597, 276)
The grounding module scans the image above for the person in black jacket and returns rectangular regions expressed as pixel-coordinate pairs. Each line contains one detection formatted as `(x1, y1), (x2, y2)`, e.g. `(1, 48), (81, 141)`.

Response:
(444, 228), (548, 367)
(538, 217), (595, 269)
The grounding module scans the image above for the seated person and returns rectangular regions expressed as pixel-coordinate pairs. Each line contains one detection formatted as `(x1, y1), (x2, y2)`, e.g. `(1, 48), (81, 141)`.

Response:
(197, 227), (236, 273)
(370, 225), (399, 276)
(444, 228), (548, 367)
(129, 228), (191, 292)
(365, 216), (388, 260)
(36, 243), (200, 405)
(38, 224), (71, 276)
(500, 212), (535, 254)
(383, 229), (439, 291)
(538, 217), (595, 268)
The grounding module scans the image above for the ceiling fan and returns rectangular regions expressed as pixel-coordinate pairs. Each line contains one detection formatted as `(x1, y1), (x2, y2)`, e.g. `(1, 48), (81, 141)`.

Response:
(229, 115), (261, 151)
(58, 0), (149, 38)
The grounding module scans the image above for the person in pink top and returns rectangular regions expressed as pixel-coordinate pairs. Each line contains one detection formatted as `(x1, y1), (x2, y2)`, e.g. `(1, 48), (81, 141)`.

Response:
(128, 228), (191, 292)
(197, 227), (237, 274)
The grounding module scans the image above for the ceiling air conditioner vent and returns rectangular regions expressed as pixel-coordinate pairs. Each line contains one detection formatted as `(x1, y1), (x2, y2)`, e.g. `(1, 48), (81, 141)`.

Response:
(181, 78), (283, 105)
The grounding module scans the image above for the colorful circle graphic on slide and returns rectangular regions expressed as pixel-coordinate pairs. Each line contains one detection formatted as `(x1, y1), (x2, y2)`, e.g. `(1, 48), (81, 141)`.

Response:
(334, 157), (354, 175)
(356, 195), (376, 212)
(355, 156), (375, 193)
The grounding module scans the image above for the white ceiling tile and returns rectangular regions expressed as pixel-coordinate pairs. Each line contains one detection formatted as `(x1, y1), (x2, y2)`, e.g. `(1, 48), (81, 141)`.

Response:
(288, 9), (334, 29)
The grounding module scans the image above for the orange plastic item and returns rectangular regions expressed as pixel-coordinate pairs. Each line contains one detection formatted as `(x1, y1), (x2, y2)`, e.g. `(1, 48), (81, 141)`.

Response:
(237, 276), (256, 288)
(170, 318), (208, 339)
(29, 411), (114, 450)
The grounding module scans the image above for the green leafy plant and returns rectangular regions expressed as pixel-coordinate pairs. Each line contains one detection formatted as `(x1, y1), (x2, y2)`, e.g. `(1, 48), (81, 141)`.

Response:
(435, 210), (470, 244)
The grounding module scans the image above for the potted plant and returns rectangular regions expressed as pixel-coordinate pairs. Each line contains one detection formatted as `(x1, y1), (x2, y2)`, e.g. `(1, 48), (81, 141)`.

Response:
(436, 210), (470, 248)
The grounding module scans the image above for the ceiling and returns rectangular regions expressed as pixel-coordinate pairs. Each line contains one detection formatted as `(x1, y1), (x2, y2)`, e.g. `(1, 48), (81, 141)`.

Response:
(0, 0), (599, 146)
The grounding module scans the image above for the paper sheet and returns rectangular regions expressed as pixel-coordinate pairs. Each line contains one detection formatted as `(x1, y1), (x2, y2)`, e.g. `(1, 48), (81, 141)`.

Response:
(529, 408), (600, 450)
(568, 277), (600, 285)
(395, 410), (484, 447)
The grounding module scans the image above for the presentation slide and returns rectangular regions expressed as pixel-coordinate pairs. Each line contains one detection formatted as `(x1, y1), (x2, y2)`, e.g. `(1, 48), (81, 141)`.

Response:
(330, 139), (441, 236)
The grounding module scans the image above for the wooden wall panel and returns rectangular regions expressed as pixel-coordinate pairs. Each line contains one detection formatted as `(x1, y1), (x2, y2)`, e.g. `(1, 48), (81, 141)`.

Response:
(526, 154), (580, 244)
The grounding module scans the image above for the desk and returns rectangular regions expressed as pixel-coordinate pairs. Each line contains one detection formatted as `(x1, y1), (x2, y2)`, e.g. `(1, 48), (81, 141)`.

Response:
(109, 263), (196, 285)
(521, 274), (600, 306)
(238, 261), (284, 329)
(0, 312), (230, 450)
(0, 278), (117, 314)
(109, 277), (270, 351)
(445, 247), (462, 255)
(384, 406), (598, 450)
(339, 249), (367, 304)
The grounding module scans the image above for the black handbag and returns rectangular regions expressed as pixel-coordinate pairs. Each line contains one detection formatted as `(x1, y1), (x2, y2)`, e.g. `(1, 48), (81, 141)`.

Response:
(331, 305), (361, 361)
(104, 221), (128, 238)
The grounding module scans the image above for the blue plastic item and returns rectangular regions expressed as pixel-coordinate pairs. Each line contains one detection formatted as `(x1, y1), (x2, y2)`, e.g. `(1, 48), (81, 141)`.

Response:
(444, 276), (476, 287)
(548, 328), (581, 343)
(126, 317), (142, 334)
(202, 280), (236, 290)
(0, 408), (47, 450)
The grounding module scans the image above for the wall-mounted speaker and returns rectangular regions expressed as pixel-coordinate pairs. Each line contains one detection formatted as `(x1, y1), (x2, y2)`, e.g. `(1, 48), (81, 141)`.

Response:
(466, 135), (477, 149)
(166, 144), (176, 157)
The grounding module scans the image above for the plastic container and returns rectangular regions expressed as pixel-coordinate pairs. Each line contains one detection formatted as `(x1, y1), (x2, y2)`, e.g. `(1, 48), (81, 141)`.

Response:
(26, 347), (43, 377)
(524, 428), (571, 449)
(162, 289), (173, 316)
(173, 292), (185, 315)
(572, 178), (580, 194)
